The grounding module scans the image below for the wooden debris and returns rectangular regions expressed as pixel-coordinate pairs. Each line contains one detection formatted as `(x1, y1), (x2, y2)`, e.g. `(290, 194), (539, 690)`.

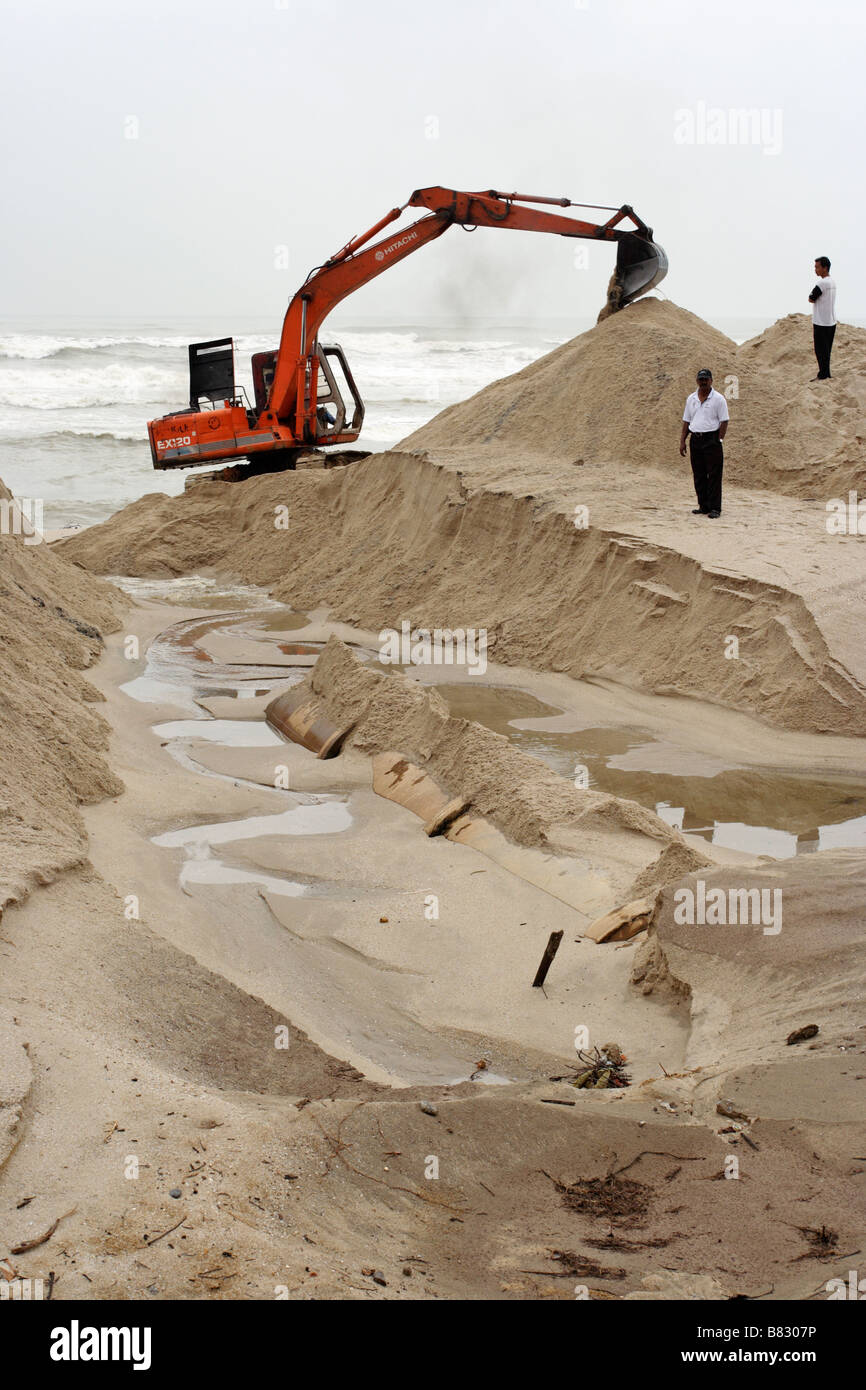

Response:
(584, 897), (653, 944)
(787, 1024), (819, 1045)
(716, 1099), (751, 1123)
(10, 1207), (76, 1255)
(572, 1045), (631, 1089)
(143, 1215), (188, 1247)
(532, 930), (564, 988)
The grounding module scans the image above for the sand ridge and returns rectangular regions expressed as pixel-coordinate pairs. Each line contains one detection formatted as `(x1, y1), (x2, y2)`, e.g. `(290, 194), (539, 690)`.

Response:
(0, 479), (127, 910)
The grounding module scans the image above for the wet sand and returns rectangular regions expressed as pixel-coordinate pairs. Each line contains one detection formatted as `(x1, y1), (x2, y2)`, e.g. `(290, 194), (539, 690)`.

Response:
(1, 587), (862, 1299)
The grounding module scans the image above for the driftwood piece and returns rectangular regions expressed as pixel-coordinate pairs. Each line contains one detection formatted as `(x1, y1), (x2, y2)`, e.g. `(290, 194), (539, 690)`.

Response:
(533, 931), (564, 988)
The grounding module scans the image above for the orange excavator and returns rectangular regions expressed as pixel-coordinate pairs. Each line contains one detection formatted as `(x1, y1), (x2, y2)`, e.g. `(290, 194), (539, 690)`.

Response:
(148, 187), (667, 471)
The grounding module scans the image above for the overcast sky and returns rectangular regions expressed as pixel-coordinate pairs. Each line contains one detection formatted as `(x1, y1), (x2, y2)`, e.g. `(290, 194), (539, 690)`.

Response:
(1, 0), (863, 330)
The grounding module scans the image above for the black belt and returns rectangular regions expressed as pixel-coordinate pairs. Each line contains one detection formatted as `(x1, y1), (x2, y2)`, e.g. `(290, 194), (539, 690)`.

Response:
(690, 429), (720, 442)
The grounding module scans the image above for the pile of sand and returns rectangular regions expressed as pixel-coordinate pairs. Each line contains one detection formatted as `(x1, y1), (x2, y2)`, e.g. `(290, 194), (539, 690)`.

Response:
(403, 298), (866, 499)
(0, 480), (126, 909)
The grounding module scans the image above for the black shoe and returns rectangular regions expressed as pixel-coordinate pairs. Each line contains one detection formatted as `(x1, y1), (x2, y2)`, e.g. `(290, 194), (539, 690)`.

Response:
(707, 510), (721, 518)
(692, 508), (706, 514)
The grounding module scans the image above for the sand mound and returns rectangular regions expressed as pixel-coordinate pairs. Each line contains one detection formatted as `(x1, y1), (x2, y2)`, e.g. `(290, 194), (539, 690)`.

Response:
(291, 635), (683, 861)
(403, 297), (866, 499)
(635, 849), (866, 1078)
(740, 312), (866, 373)
(0, 480), (126, 909)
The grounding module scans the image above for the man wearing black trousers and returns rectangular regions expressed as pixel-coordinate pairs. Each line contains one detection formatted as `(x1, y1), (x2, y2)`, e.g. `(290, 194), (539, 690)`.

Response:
(679, 369), (729, 519)
(809, 256), (836, 380)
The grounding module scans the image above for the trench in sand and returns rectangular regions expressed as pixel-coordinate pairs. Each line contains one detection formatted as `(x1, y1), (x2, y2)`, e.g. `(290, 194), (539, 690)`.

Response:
(132, 591), (866, 860)
(117, 582), (866, 1088)
(422, 684), (866, 858)
(121, 594), (674, 1085)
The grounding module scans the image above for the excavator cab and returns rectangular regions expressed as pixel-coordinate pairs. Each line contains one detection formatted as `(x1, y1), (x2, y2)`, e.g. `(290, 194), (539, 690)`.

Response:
(312, 344), (365, 439)
(251, 349), (277, 414)
(150, 339), (364, 469)
(250, 344), (363, 440)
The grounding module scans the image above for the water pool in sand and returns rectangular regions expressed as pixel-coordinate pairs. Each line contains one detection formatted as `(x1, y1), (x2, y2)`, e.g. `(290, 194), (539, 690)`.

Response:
(121, 607), (313, 708)
(153, 719), (283, 747)
(429, 683), (866, 859)
(153, 800), (352, 847)
(134, 597), (866, 862)
(127, 603), (354, 902)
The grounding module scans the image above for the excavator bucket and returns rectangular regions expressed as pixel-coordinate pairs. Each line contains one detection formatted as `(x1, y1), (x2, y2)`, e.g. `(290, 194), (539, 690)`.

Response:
(598, 232), (668, 321)
(616, 231), (669, 302)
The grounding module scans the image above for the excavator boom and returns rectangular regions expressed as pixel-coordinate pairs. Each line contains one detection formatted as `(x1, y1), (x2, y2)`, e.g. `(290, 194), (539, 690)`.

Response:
(148, 187), (666, 470)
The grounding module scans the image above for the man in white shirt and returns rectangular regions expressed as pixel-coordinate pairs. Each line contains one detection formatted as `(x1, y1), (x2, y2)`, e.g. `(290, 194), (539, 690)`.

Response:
(679, 369), (729, 519)
(809, 256), (836, 381)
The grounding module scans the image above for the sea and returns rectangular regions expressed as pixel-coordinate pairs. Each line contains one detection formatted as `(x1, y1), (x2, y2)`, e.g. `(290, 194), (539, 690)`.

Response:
(0, 310), (791, 529)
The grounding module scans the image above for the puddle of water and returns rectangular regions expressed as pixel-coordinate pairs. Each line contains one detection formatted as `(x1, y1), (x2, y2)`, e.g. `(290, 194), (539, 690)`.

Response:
(817, 813), (866, 851)
(156, 736), (320, 804)
(153, 719), (283, 747)
(609, 740), (734, 779)
(243, 608), (314, 633)
(121, 609), (310, 711)
(122, 676), (200, 708)
(132, 601), (866, 866)
(179, 853), (306, 897)
(705, 821), (800, 859)
(127, 610), (388, 713)
(108, 576), (296, 614)
(129, 598), (506, 1086)
(153, 798), (352, 848)
(431, 683), (866, 860)
(154, 615), (303, 679)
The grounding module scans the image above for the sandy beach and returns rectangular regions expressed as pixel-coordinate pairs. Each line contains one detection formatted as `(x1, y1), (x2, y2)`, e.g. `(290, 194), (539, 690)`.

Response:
(2, 300), (865, 1302)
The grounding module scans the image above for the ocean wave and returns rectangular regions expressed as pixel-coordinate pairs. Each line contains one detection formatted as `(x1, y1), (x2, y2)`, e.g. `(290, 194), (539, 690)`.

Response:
(0, 327), (428, 361)
(0, 333), (199, 360)
(0, 428), (146, 445)
(327, 329), (421, 352)
(0, 362), (183, 408)
(426, 340), (524, 354)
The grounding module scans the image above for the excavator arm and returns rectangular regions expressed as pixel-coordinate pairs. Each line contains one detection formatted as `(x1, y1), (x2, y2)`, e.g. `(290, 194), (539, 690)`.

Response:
(148, 186), (665, 469)
(266, 186), (667, 433)
(266, 208), (451, 429)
